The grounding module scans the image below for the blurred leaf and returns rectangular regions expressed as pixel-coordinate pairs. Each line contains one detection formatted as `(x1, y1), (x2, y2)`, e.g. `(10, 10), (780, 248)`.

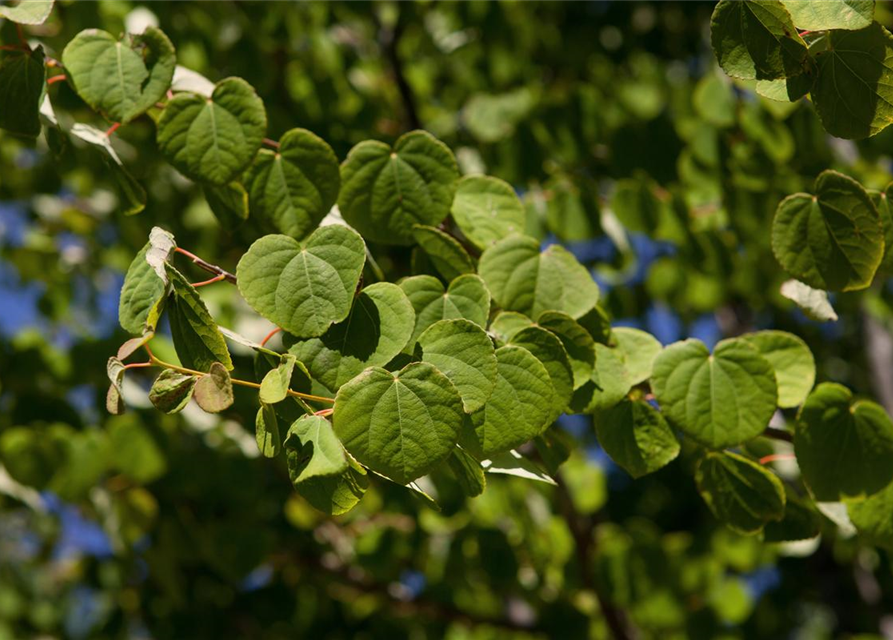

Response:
(0, 46), (44, 138)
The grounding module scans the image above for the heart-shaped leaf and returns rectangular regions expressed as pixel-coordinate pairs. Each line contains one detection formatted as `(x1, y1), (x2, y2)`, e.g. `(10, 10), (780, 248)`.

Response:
(450, 175), (525, 250)
(782, 0), (874, 30)
(288, 282), (415, 391)
(399, 274), (490, 346)
(848, 480), (893, 549)
(339, 130), (459, 245)
(570, 344), (631, 413)
(461, 345), (553, 459)
(447, 448), (486, 497)
(149, 370), (196, 414)
(333, 362), (464, 484)
(193, 362), (233, 413)
(612, 327), (662, 386)
(284, 415), (347, 483)
(0, 46), (44, 138)
(651, 338), (777, 449)
(245, 128), (340, 239)
(741, 330), (815, 408)
(508, 326), (574, 425)
(157, 77), (267, 185)
(237, 225), (366, 339)
(411, 225), (475, 281)
(489, 311), (533, 344)
(795, 383), (893, 501)
(417, 319), (497, 413)
(536, 311), (596, 390)
(0, 0), (54, 24)
(479, 235), (599, 320)
(594, 399), (680, 479)
(165, 265), (232, 372)
(772, 171), (882, 291)
(293, 456), (368, 516)
(204, 182), (248, 227)
(62, 27), (175, 124)
(119, 239), (173, 335)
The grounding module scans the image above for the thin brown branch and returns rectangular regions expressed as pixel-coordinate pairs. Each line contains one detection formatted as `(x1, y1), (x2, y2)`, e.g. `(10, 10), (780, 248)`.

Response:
(763, 426), (794, 443)
(174, 246), (237, 284)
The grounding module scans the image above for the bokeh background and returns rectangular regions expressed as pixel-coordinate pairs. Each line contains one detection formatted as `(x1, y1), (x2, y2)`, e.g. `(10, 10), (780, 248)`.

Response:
(3, 1), (893, 638)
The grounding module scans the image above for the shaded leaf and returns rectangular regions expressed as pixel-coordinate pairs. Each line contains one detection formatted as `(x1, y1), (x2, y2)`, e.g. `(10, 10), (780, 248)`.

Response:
(285, 415), (347, 482)
(148, 369), (196, 414)
(447, 448), (486, 497)
(537, 311), (596, 389)
(0, 46), (44, 138)
(294, 456), (368, 516)
(411, 224), (475, 281)
(165, 264), (233, 372)
(255, 403), (280, 458)
(594, 399), (680, 479)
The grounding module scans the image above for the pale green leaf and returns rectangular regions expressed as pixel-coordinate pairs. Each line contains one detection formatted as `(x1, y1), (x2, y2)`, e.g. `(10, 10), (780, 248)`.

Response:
(741, 330), (815, 408)
(0, 0), (54, 24)
(651, 338), (777, 449)
(106, 357), (125, 415)
(255, 403), (280, 458)
(339, 130), (459, 245)
(236, 225), (366, 338)
(333, 362), (464, 484)
(450, 175), (525, 250)
(755, 71), (814, 102)
(570, 343), (631, 413)
(612, 327), (662, 386)
(259, 354), (297, 404)
(156, 77), (267, 185)
(294, 455), (368, 516)
(411, 224), (475, 281)
(488, 311), (533, 345)
(0, 46), (44, 137)
(537, 311), (596, 389)
(594, 399), (680, 479)
(285, 415), (348, 482)
(508, 325), (574, 425)
(480, 449), (557, 485)
(165, 264), (233, 372)
(119, 242), (169, 334)
(848, 479), (893, 549)
(783, 0), (874, 31)
(193, 362), (233, 413)
(780, 279), (838, 321)
(795, 382), (893, 501)
(399, 274), (490, 347)
(148, 370), (196, 414)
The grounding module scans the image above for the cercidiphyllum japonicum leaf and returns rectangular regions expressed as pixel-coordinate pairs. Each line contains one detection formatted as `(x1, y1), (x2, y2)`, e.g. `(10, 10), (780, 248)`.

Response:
(333, 362), (464, 485)
(0, 0), (54, 24)
(164, 265), (233, 372)
(534, 311), (596, 390)
(848, 479), (893, 549)
(119, 242), (170, 335)
(245, 128), (340, 239)
(203, 182), (249, 227)
(794, 382), (893, 501)
(0, 46), (44, 138)
(772, 171), (883, 291)
(782, 0), (874, 30)
(253, 350), (316, 420)
(259, 354), (297, 404)
(156, 77), (267, 185)
(570, 344), (631, 414)
(193, 362), (233, 413)
(288, 282), (415, 392)
(695, 452), (786, 535)
(488, 311), (534, 344)
(106, 357), (126, 415)
(480, 449), (556, 485)
(255, 403), (280, 458)
(460, 345), (554, 459)
(293, 455), (369, 516)
(650, 338), (778, 450)
(450, 175), (526, 250)
(106, 157), (147, 216)
(811, 22), (893, 139)
(411, 225), (476, 282)
(146, 226), (176, 281)
(507, 326), (574, 425)
(763, 489), (822, 543)
(117, 331), (154, 361)
(236, 225), (366, 339)
(780, 279), (839, 322)
(61, 27), (175, 124)
(148, 370), (196, 414)
(611, 327), (662, 386)
(740, 330), (816, 408)
(447, 448), (486, 497)
(710, 0), (809, 81)
(755, 70), (815, 103)
(284, 415), (348, 484)
(868, 184), (893, 275)
(416, 319), (497, 414)
(594, 399), (680, 479)
(399, 274), (491, 347)
(478, 235), (600, 320)
(338, 130), (460, 245)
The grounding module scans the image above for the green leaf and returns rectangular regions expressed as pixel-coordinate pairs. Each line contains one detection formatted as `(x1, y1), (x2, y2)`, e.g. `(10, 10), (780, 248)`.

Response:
(508, 326), (574, 425)
(148, 370), (196, 414)
(107, 157), (146, 216)
(245, 128), (340, 239)
(411, 225), (475, 281)
(612, 327), (662, 386)
(594, 399), (680, 479)
(119, 241), (170, 335)
(339, 130), (459, 245)
(848, 480), (893, 549)
(108, 417), (167, 484)
(0, 46), (44, 138)
(812, 23), (893, 139)
(741, 330), (815, 408)
(447, 448), (486, 497)
(461, 345), (553, 458)
(696, 452), (786, 535)
(537, 311), (596, 389)
(795, 382), (893, 501)
(62, 27), (175, 124)
(479, 235), (599, 320)
(0, 0), (53, 24)
(157, 77), (267, 185)
(480, 449), (556, 485)
(610, 174), (671, 235)
(488, 311), (533, 344)
(763, 490), (822, 542)
(203, 182), (249, 227)
(450, 175), (525, 250)
(285, 415), (348, 483)
(259, 354), (297, 404)
(237, 225), (366, 338)
(399, 274), (490, 347)
(106, 357), (125, 415)
(868, 184), (893, 274)
(165, 264), (233, 372)
(193, 362), (233, 413)
(288, 282), (415, 392)
(783, 0), (874, 31)
(417, 319), (497, 413)
(651, 338), (778, 449)
(780, 279), (838, 322)
(255, 403), (280, 458)
(772, 171), (882, 291)
(146, 226), (176, 281)
(570, 344), (631, 413)
(755, 71), (814, 102)
(293, 455), (368, 516)
(710, 0), (808, 80)
(333, 362), (464, 484)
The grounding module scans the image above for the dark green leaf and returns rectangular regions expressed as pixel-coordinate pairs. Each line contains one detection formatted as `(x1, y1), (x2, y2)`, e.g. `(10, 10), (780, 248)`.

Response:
(165, 265), (233, 372)
(0, 46), (44, 137)
(411, 224), (475, 281)
(594, 399), (680, 479)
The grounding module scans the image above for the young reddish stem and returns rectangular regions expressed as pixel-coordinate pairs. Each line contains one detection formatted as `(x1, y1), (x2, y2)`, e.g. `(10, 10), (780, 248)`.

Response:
(123, 362), (153, 370)
(174, 246), (237, 284)
(798, 30), (812, 37)
(105, 122), (121, 137)
(0, 44), (26, 51)
(262, 137), (280, 150)
(167, 89), (174, 99)
(759, 453), (796, 465)
(191, 273), (226, 288)
(314, 408), (334, 417)
(260, 327), (282, 347)
(47, 74), (67, 85)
